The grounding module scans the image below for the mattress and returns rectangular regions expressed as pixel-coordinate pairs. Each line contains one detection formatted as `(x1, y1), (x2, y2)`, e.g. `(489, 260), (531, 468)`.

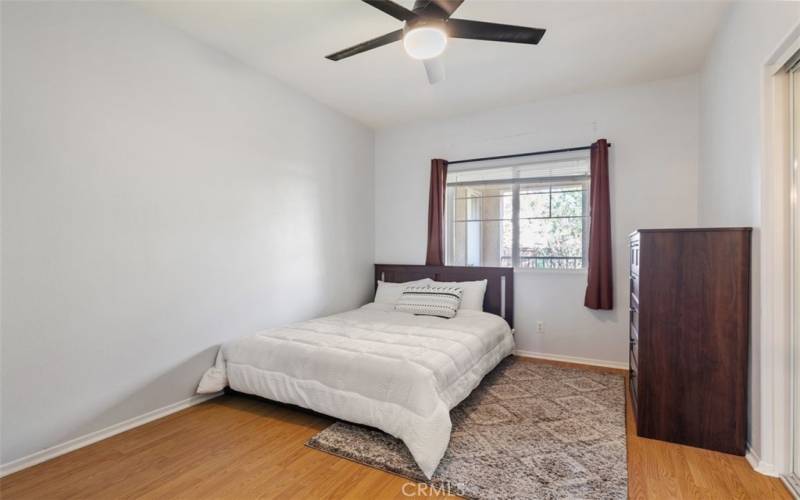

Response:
(197, 302), (515, 478)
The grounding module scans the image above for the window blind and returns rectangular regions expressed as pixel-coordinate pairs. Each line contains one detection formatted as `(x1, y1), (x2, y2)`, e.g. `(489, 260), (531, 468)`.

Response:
(447, 153), (590, 185)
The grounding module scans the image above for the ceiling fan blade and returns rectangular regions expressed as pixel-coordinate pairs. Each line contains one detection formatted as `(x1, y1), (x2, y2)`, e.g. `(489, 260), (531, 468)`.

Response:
(326, 30), (404, 61)
(362, 0), (417, 21)
(413, 0), (464, 19)
(423, 57), (446, 84)
(447, 18), (546, 44)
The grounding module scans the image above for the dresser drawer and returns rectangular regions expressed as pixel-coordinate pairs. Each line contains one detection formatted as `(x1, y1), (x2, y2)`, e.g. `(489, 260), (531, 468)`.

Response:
(630, 301), (639, 331)
(630, 274), (639, 298)
(630, 236), (640, 277)
(629, 351), (639, 416)
(629, 326), (639, 364)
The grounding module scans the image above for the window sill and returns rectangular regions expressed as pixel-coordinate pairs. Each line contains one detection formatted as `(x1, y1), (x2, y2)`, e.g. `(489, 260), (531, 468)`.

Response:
(513, 267), (588, 275)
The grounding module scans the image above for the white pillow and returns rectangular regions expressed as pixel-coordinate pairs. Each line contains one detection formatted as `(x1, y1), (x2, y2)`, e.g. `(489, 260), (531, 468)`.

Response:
(395, 285), (463, 319)
(374, 278), (433, 304)
(431, 279), (487, 311)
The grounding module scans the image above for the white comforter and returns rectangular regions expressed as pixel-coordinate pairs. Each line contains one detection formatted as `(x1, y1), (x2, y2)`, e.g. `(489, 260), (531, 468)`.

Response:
(197, 302), (514, 478)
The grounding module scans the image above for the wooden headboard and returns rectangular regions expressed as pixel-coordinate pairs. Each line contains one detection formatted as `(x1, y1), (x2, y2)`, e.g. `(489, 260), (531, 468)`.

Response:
(374, 264), (514, 328)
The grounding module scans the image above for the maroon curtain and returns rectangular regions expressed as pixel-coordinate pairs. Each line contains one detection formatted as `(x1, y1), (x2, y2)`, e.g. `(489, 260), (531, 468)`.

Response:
(425, 159), (449, 266)
(584, 139), (613, 310)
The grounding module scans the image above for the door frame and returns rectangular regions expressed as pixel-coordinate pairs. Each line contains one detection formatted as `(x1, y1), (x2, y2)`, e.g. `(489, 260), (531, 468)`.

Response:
(789, 61), (800, 496)
(760, 21), (800, 491)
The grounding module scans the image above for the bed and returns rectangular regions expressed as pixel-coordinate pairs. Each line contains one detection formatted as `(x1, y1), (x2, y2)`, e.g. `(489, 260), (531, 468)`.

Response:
(197, 264), (514, 478)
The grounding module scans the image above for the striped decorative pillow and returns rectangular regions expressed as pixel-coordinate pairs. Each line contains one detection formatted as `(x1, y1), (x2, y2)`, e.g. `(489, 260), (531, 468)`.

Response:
(395, 285), (463, 319)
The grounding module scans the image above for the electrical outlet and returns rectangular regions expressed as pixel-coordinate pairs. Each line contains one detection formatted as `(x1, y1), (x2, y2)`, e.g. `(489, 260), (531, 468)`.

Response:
(536, 321), (544, 334)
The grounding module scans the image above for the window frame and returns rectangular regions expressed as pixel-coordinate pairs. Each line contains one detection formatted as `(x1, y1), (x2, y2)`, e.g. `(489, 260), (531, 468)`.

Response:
(445, 170), (591, 271)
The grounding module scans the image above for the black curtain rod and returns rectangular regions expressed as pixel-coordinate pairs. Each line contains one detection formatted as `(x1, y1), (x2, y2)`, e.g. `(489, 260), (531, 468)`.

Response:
(448, 143), (612, 165)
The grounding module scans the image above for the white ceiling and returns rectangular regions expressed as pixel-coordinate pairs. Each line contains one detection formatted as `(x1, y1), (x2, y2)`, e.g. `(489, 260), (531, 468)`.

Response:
(140, 0), (729, 128)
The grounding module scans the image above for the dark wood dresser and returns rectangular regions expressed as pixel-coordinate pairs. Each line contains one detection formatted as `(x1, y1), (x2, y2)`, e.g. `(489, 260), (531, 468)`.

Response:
(629, 228), (751, 455)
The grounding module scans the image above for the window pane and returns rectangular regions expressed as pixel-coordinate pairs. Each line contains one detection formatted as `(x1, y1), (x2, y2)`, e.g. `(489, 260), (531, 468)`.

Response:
(550, 185), (585, 217)
(452, 185), (512, 221)
(450, 220), (513, 267)
(519, 217), (584, 269)
(519, 186), (550, 219)
(454, 183), (513, 198)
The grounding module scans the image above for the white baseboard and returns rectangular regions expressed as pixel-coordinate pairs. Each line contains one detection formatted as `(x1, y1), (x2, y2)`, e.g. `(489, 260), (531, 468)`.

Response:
(0, 391), (223, 478)
(513, 349), (628, 370)
(781, 473), (800, 499)
(746, 443), (780, 477)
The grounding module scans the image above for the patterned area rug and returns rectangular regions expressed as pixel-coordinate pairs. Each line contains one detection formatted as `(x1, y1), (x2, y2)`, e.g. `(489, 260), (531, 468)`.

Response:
(306, 356), (627, 499)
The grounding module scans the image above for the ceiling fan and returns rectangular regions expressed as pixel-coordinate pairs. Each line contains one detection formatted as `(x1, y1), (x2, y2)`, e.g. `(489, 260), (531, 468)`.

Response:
(325, 0), (546, 85)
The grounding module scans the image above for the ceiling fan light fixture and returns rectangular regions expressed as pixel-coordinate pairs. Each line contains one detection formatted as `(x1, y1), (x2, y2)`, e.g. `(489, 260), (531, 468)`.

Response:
(403, 26), (447, 60)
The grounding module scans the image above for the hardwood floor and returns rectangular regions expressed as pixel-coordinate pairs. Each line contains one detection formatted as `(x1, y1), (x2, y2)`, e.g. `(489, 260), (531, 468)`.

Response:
(0, 358), (791, 499)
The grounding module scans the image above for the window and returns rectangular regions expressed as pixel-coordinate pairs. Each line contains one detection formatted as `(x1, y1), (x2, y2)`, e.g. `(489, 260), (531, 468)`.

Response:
(445, 154), (590, 270)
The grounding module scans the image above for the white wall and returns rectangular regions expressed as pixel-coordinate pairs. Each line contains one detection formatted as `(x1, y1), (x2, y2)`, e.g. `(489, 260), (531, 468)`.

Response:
(0, 1), (374, 465)
(698, 0), (800, 471)
(375, 75), (700, 366)
(699, 2), (800, 226)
